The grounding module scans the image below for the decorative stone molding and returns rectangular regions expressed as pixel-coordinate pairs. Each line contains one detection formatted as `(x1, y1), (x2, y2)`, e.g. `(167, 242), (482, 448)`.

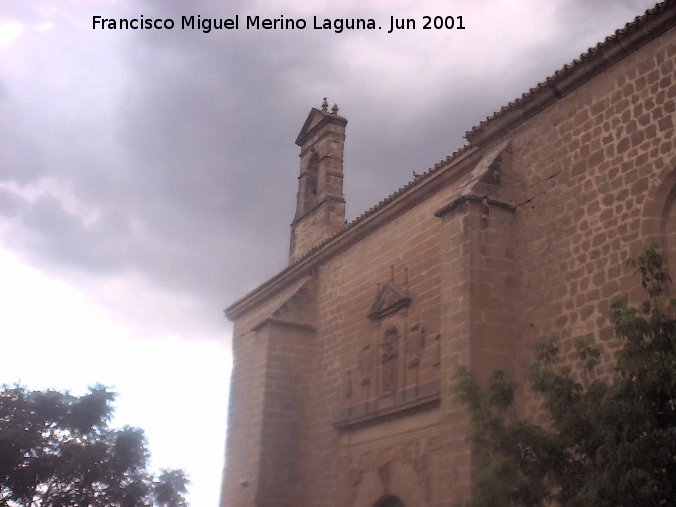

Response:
(368, 282), (411, 320)
(347, 442), (433, 507)
(406, 323), (425, 368)
(359, 345), (374, 386)
(334, 379), (440, 430)
(379, 326), (400, 394)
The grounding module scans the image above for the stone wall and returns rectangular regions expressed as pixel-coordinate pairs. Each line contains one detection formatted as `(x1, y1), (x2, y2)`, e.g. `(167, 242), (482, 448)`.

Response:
(222, 12), (675, 507)
(506, 29), (675, 416)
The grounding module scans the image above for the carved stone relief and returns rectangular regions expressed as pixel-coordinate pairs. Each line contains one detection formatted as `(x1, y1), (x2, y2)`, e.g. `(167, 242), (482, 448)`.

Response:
(338, 318), (441, 428)
(380, 326), (400, 394)
(345, 438), (434, 507)
(345, 369), (352, 398)
(341, 267), (442, 421)
(406, 323), (425, 368)
(359, 345), (374, 386)
(432, 334), (441, 368)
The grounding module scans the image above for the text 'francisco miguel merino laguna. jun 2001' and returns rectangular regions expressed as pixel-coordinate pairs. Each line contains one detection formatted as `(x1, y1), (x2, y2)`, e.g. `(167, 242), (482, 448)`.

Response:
(92, 14), (466, 34)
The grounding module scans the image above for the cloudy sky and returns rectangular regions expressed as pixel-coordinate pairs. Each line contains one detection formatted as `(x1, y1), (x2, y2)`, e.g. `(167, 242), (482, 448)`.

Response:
(0, 0), (659, 504)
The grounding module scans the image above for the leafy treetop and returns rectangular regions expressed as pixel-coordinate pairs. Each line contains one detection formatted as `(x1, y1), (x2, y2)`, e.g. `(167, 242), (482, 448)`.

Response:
(0, 384), (188, 507)
(456, 245), (676, 507)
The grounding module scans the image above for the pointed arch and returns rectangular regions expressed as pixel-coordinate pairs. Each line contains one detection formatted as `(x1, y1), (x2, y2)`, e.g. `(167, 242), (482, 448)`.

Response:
(373, 495), (405, 507)
(352, 460), (429, 507)
(642, 167), (676, 283)
(664, 186), (676, 288)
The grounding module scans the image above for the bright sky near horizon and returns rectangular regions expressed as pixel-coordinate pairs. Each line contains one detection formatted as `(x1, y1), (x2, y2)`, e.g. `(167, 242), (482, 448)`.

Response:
(0, 248), (230, 505)
(0, 0), (660, 504)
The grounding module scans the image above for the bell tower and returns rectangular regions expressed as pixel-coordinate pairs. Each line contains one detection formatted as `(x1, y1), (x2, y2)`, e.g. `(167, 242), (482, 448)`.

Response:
(290, 98), (347, 262)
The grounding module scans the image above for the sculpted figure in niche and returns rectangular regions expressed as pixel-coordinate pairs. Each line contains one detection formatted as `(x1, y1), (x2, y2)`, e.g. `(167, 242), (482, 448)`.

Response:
(380, 326), (399, 394)
(359, 345), (374, 386)
(345, 369), (352, 398)
(407, 323), (425, 368)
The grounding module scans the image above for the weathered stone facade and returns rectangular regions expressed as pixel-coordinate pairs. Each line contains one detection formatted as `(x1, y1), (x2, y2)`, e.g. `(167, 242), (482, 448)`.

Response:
(221, 3), (675, 506)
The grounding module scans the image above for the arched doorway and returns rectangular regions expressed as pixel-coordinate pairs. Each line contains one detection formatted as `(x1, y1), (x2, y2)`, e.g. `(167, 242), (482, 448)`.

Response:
(373, 495), (405, 507)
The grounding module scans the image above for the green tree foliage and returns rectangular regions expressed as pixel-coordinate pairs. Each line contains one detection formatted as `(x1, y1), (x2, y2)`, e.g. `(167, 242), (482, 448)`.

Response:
(0, 384), (189, 507)
(456, 246), (676, 506)
(153, 470), (188, 507)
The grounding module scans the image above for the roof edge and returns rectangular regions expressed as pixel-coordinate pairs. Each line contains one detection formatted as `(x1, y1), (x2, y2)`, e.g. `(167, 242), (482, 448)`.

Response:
(465, 0), (676, 146)
(224, 145), (480, 320)
(225, 1), (675, 321)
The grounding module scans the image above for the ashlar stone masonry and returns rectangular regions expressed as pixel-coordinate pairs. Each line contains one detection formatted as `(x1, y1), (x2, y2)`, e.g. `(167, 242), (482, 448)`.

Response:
(221, 2), (675, 506)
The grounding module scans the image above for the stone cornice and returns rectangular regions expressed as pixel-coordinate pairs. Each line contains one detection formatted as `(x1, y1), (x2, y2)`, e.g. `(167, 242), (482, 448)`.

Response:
(435, 195), (516, 218)
(251, 318), (316, 333)
(290, 195), (346, 226)
(334, 379), (440, 431)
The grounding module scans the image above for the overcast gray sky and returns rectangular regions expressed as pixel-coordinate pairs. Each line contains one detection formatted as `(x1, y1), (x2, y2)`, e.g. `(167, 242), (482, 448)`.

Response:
(0, 0), (660, 504)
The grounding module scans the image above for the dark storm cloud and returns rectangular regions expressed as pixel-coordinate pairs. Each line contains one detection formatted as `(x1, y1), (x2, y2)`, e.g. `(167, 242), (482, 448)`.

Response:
(0, 0), (659, 342)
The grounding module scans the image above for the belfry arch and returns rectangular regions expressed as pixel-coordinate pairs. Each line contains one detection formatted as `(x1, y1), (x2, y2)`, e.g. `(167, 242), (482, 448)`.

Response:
(302, 152), (320, 213)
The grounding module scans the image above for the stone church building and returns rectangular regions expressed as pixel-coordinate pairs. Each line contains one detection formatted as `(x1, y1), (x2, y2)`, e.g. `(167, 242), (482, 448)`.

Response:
(221, 3), (675, 506)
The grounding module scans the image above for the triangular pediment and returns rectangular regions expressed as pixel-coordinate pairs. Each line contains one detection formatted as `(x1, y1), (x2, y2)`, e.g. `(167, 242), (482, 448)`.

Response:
(295, 107), (348, 147)
(296, 108), (324, 144)
(368, 282), (411, 320)
(251, 276), (317, 331)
